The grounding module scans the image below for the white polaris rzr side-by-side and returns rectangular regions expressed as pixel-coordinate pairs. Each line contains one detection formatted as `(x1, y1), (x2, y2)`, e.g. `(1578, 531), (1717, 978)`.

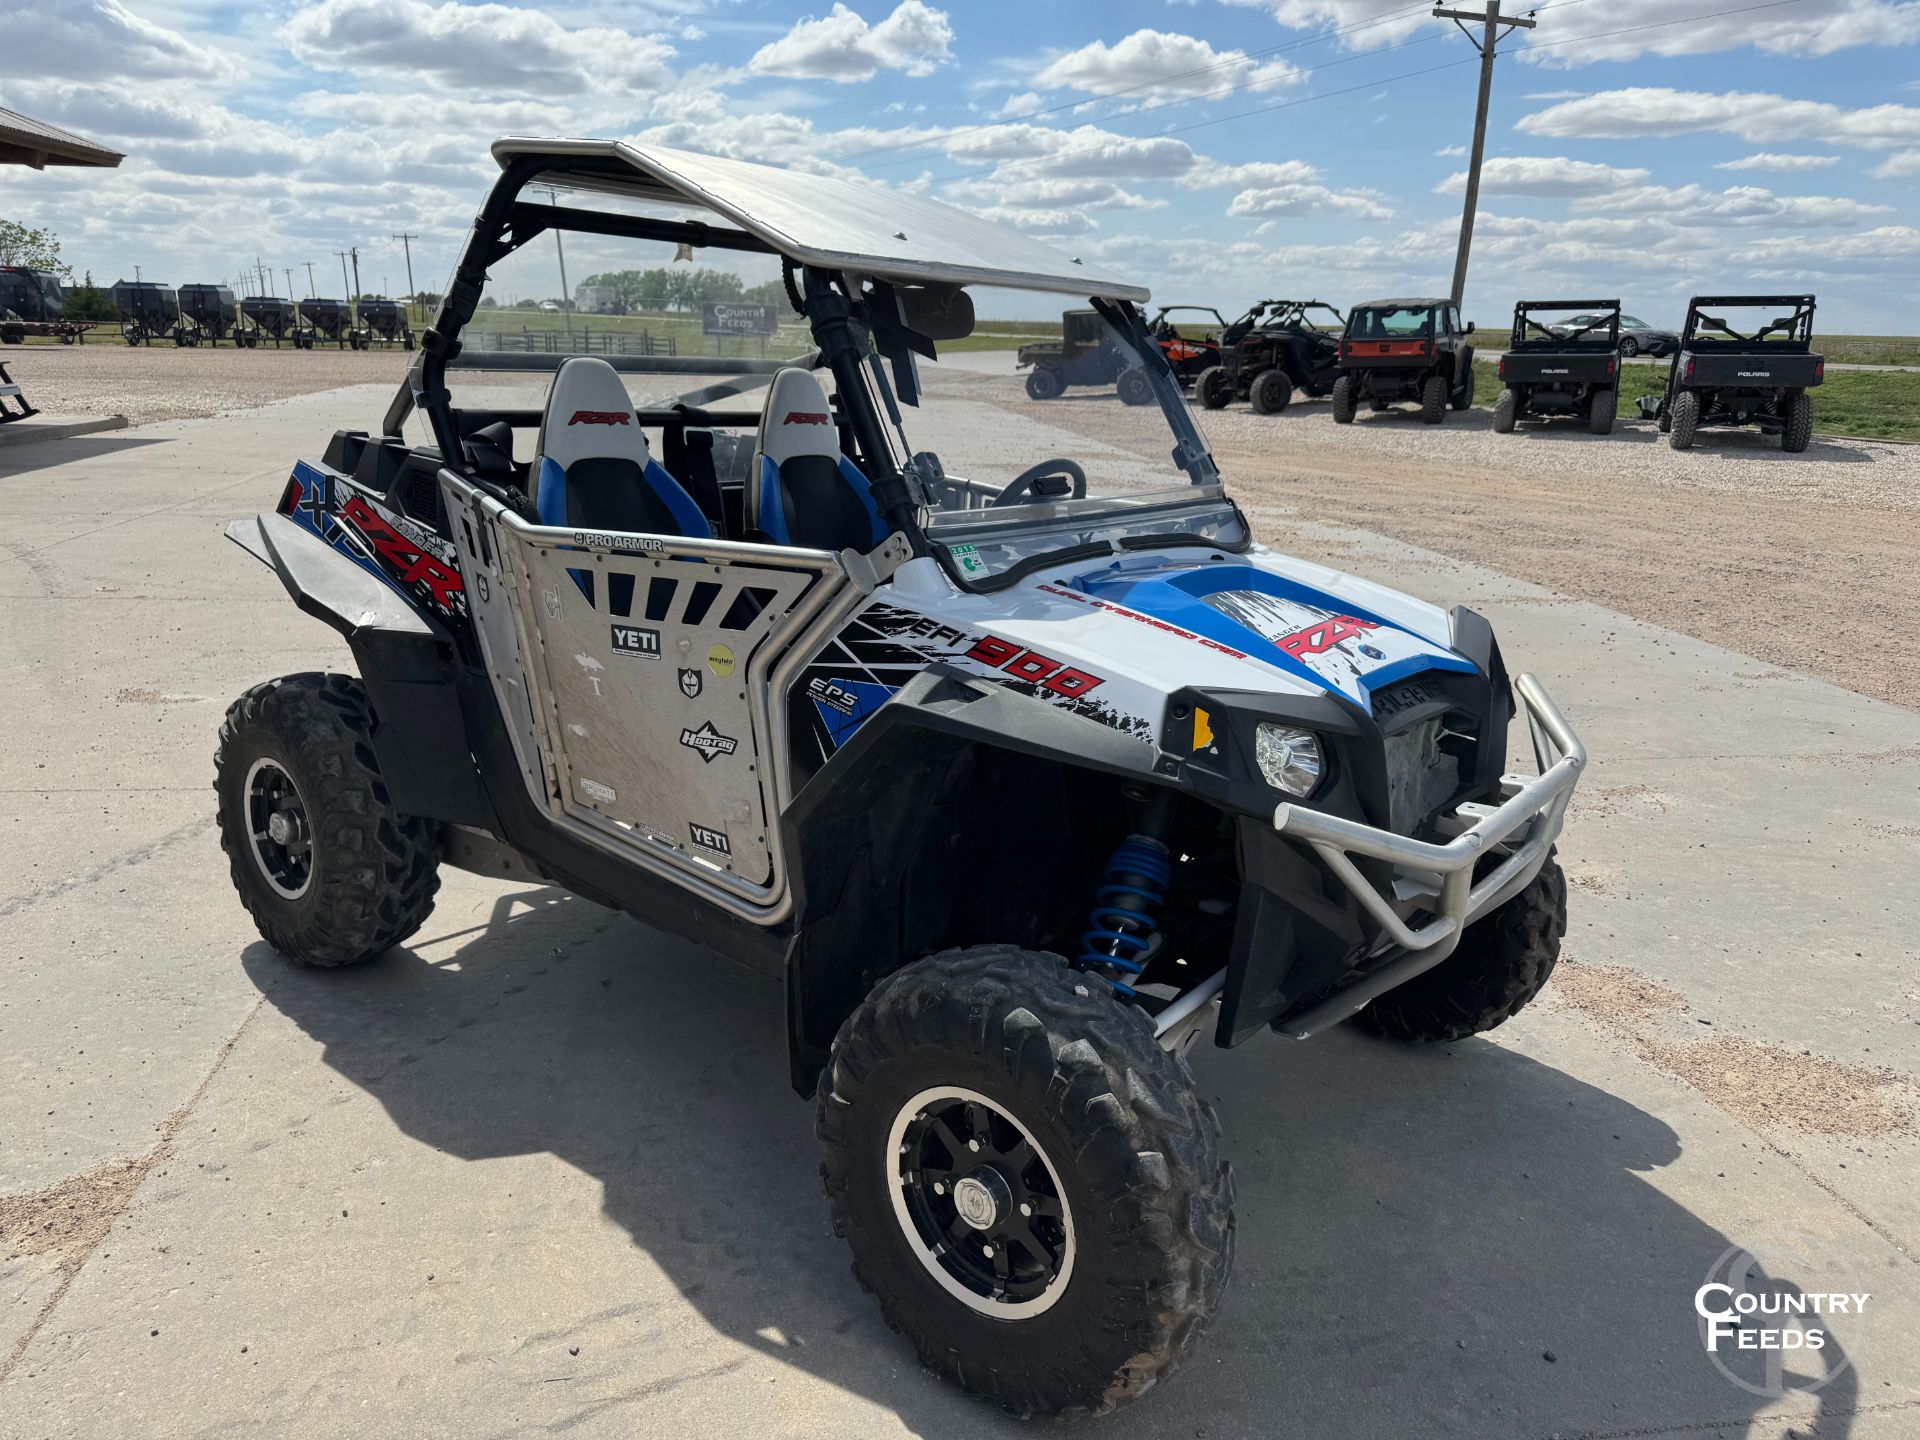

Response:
(216, 137), (1585, 1418)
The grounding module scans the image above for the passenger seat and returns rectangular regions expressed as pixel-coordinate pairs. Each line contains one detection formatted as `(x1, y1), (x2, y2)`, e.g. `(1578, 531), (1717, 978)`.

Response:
(748, 368), (886, 551)
(533, 357), (711, 538)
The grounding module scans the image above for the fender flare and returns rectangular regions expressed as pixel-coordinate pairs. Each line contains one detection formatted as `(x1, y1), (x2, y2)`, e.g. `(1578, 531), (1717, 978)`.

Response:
(226, 513), (493, 827)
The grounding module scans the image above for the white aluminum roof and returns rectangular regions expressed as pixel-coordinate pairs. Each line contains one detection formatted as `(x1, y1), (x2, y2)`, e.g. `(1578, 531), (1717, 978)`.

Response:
(491, 137), (1149, 304)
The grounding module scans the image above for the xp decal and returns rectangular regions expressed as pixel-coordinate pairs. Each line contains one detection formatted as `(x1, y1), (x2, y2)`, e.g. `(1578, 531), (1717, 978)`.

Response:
(280, 462), (466, 619)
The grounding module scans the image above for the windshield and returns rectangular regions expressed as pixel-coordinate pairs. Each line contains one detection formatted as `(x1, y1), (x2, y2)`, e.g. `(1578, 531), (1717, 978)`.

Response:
(1349, 305), (1434, 338)
(900, 294), (1243, 588)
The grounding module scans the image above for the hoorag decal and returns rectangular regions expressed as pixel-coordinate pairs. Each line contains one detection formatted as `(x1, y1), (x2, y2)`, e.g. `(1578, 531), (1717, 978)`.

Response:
(679, 720), (739, 763)
(280, 461), (467, 620)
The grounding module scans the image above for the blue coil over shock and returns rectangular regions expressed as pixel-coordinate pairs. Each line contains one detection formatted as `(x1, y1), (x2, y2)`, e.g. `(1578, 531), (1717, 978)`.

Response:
(1078, 836), (1171, 995)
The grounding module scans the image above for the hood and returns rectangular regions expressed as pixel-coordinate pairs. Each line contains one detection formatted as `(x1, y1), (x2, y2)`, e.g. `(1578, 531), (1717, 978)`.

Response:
(1058, 551), (1476, 709)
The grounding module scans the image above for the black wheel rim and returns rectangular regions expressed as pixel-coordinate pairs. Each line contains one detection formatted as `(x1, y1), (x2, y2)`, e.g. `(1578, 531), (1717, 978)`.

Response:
(243, 757), (313, 900)
(887, 1085), (1075, 1318)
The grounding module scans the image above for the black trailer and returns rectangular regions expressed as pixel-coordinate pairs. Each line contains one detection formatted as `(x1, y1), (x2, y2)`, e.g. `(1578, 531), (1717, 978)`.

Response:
(1, 267), (95, 344)
(302, 297), (372, 350)
(1493, 299), (1622, 436)
(179, 284), (241, 346)
(1637, 295), (1823, 453)
(1195, 299), (1344, 414)
(355, 298), (414, 350)
(111, 280), (192, 346)
(238, 296), (312, 349)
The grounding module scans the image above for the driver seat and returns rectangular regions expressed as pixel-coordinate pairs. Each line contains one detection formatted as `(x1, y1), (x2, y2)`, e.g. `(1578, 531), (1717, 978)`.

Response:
(533, 357), (712, 537)
(748, 368), (886, 551)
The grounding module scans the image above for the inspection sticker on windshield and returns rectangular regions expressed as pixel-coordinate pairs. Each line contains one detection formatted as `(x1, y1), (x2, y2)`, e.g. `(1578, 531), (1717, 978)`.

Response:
(949, 543), (986, 576)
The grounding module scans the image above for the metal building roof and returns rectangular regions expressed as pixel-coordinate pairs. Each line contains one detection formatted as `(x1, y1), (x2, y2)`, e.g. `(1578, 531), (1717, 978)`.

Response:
(0, 107), (125, 169)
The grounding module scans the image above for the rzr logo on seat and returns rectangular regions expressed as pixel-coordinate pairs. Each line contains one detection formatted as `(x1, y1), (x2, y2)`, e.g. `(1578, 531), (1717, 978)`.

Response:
(568, 410), (629, 426)
(783, 411), (830, 426)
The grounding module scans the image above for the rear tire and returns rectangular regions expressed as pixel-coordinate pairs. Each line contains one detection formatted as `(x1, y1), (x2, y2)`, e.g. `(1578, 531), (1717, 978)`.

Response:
(818, 946), (1233, 1417)
(1420, 373), (1449, 424)
(1354, 855), (1566, 1043)
(1024, 367), (1063, 401)
(1451, 366), (1475, 411)
(1492, 388), (1517, 434)
(1588, 386), (1617, 436)
(1669, 391), (1699, 450)
(1330, 375), (1355, 424)
(1782, 390), (1813, 453)
(215, 673), (440, 967)
(1248, 367), (1293, 415)
(1195, 365), (1233, 410)
(1116, 368), (1153, 407)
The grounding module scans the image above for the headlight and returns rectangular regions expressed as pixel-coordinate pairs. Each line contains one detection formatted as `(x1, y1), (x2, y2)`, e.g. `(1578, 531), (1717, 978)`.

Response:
(1255, 723), (1324, 797)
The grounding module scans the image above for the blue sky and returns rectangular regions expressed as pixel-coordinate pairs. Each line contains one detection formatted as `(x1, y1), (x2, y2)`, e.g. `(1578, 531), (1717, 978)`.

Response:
(5, 0), (1918, 331)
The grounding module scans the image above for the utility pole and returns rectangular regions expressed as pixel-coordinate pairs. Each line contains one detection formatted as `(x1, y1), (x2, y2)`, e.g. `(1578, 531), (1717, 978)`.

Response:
(303, 261), (316, 298)
(390, 232), (419, 321)
(539, 187), (574, 348)
(282, 269), (295, 302)
(348, 246), (363, 322)
(1433, 1), (1536, 306)
(335, 250), (351, 305)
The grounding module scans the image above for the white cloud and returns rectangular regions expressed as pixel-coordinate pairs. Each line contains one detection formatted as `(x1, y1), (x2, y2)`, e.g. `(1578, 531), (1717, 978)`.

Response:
(1034, 29), (1298, 99)
(748, 1), (953, 83)
(283, 0), (679, 95)
(1434, 156), (1649, 199)
(1873, 151), (1920, 178)
(1179, 158), (1320, 189)
(945, 176), (1163, 211)
(1517, 0), (1920, 64)
(1435, 145), (1465, 158)
(998, 91), (1045, 118)
(1226, 184), (1393, 220)
(0, 0), (238, 82)
(1714, 152), (1842, 171)
(1519, 88), (1920, 151)
(1731, 226), (1920, 263)
(1569, 182), (1893, 228)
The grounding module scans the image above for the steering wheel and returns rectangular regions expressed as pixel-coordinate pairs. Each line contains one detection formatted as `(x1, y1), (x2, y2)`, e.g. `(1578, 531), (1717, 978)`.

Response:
(992, 458), (1087, 508)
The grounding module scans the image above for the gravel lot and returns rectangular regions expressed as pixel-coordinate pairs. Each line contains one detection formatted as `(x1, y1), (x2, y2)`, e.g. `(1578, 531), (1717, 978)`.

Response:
(0, 341), (412, 426)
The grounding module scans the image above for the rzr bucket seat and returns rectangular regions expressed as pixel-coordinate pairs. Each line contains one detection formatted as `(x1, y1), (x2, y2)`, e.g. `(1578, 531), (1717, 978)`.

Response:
(534, 357), (711, 537)
(748, 368), (885, 551)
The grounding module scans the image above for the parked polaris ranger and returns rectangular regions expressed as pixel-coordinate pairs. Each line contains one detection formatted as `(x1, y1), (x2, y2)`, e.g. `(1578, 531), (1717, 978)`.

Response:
(1332, 297), (1476, 424)
(1195, 299), (1344, 414)
(1638, 294), (1823, 453)
(1493, 300), (1622, 436)
(1021, 303), (1220, 403)
(216, 139), (1585, 1419)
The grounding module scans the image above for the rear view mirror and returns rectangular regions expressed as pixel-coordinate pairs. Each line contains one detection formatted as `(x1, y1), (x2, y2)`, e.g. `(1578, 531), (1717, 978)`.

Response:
(1465, 321), (1476, 334)
(897, 285), (975, 341)
(1700, 314), (1727, 331)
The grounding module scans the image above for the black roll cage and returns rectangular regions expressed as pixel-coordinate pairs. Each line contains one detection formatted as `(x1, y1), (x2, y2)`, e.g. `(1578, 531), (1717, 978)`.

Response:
(412, 151), (1228, 589)
(1511, 299), (1620, 350)
(1680, 293), (1816, 350)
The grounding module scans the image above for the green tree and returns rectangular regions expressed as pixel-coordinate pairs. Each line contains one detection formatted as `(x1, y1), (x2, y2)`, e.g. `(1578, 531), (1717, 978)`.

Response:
(0, 218), (68, 275)
(64, 269), (117, 322)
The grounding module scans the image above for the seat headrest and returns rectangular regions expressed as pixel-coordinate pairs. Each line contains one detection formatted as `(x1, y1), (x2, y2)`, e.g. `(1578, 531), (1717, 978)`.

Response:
(537, 357), (652, 470)
(757, 368), (837, 465)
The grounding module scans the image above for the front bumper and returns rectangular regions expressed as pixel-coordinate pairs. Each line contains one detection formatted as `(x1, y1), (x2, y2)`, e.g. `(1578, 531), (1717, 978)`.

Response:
(1268, 673), (1585, 1038)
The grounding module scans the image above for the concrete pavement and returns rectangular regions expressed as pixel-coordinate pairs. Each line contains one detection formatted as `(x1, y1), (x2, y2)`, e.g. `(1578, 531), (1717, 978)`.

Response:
(2, 387), (1917, 1439)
